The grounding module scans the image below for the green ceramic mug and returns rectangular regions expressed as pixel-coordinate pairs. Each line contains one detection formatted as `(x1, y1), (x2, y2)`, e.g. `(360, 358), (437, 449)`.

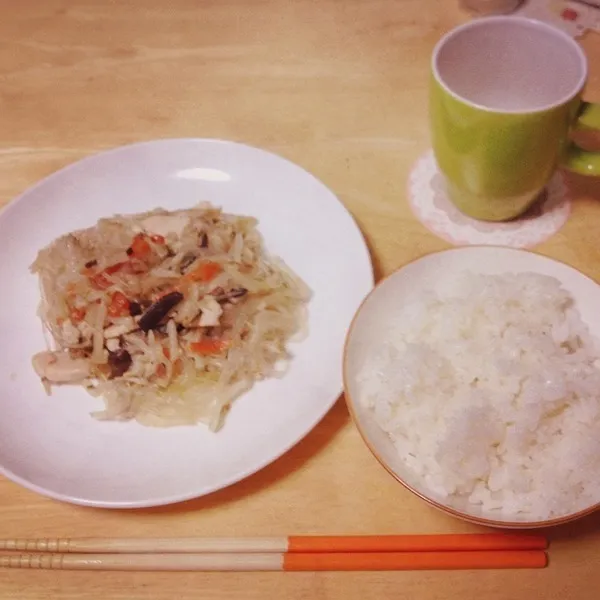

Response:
(430, 16), (600, 221)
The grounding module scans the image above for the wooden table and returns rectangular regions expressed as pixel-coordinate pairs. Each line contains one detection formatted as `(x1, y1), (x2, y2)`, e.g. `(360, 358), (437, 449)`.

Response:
(1, 1), (600, 598)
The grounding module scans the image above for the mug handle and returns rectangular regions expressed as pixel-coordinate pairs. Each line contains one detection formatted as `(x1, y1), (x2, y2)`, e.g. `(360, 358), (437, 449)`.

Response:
(563, 102), (600, 176)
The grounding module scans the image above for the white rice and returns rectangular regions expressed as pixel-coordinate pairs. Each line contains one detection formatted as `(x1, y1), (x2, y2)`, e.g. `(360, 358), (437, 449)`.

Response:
(358, 272), (600, 520)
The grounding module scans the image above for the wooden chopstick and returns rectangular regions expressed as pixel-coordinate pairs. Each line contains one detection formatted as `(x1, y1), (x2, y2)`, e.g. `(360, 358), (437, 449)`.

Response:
(0, 550), (547, 571)
(0, 534), (548, 554)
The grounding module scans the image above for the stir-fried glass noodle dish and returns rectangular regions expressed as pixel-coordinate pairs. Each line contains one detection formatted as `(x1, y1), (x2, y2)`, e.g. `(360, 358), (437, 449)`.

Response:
(31, 203), (311, 431)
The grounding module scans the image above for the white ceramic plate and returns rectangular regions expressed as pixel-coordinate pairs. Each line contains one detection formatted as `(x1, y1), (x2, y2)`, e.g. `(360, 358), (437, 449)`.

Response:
(344, 246), (600, 527)
(0, 139), (373, 508)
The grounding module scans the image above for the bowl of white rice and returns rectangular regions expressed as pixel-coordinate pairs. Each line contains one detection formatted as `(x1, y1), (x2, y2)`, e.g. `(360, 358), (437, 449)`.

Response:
(344, 247), (600, 528)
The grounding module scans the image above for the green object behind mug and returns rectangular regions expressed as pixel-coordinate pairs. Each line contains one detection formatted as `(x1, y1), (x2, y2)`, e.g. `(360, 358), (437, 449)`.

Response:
(430, 16), (600, 222)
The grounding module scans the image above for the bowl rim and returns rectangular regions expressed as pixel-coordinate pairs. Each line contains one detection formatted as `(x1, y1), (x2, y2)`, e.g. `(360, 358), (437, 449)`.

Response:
(342, 245), (600, 529)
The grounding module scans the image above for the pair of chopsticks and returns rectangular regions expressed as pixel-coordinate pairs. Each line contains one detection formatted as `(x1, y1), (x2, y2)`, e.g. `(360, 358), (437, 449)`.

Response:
(0, 534), (548, 572)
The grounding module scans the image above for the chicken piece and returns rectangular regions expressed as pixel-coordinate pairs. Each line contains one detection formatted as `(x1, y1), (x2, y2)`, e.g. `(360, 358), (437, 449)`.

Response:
(61, 319), (81, 346)
(198, 296), (223, 327)
(78, 320), (95, 341)
(142, 214), (190, 238)
(104, 317), (137, 339)
(32, 351), (91, 384)
(105, 338), (121, 352)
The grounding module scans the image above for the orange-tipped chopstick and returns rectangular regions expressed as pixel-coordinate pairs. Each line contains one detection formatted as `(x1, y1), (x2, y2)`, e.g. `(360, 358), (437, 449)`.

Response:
(0, 550), (547, 571)
(0, 534), (548, 554)
(287, 533), (548, 553)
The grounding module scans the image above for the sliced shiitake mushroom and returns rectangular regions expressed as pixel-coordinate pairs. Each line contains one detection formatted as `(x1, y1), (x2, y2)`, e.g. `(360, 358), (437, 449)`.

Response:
(138, 291), (184, 332)
(107, 349), (132, 379)
(129, 301), (143, 317)
(213, 288), (248, 303)
(179, 252), (197, 273)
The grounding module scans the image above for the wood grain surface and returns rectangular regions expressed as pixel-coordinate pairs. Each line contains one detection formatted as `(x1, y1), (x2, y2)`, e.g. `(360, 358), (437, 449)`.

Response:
(1, 1), (599, 598)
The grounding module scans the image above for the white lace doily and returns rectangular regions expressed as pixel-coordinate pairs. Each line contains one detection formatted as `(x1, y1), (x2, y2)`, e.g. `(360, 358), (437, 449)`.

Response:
(408, 151), (571, 248)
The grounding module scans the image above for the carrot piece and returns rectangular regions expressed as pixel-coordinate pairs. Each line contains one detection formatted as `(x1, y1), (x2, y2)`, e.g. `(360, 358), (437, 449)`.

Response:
(69, 307), (86, 323)
(189, 339), (229, 355)
(107, 291), (130, 318)
(89, 262), (127, 289)
(173, 358), (184, 377)
(287, 534), (548, 554)
(130, 234), (152, 258)
(105, 262), (127, 275)
(183, 261), (222, 283)
(90, 273), (111, 290)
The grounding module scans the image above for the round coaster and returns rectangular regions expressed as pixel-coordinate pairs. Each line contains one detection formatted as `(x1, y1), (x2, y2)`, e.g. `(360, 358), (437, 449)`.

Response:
(407, 151), (571, 248)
